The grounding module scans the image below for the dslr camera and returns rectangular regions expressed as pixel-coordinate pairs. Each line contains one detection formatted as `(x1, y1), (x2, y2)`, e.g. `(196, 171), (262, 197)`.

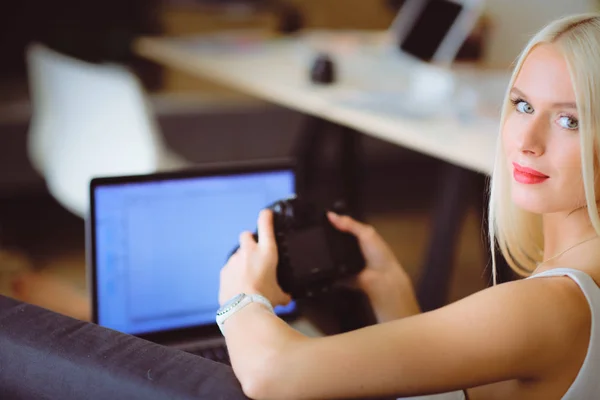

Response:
(232, 196), (365, 299)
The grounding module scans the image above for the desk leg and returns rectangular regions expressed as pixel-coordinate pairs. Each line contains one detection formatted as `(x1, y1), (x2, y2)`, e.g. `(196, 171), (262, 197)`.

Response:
(416, 164), (476, 312)
(339, 126), (365, 220)
(417, 167), (518, 312)
(294, 116), (327, 196)
(473, 178), (518, 286)
(293, 117), (364, 218)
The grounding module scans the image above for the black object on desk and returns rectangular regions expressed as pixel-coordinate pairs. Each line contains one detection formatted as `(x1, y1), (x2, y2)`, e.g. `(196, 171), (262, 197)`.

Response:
(310, 53), (337, 85)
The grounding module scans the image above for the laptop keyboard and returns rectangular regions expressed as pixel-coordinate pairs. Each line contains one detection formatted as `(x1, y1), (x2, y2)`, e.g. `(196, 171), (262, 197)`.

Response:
(186, 344), (231, 366)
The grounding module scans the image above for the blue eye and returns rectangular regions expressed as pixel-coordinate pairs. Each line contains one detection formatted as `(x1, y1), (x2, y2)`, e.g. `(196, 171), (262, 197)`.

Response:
(558, 116), (579, 130)
(515, 100), (534, 114)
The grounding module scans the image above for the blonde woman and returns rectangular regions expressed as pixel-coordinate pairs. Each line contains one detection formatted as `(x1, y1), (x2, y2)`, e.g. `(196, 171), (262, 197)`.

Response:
(218, 13), (600, 400)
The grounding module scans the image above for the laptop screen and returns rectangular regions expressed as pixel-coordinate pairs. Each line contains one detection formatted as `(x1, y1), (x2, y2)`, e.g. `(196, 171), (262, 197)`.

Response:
(91, 166), (297, 336)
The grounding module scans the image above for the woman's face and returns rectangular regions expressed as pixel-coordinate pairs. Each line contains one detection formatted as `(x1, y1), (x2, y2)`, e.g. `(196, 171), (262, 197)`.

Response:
(502, 43), (584, 214)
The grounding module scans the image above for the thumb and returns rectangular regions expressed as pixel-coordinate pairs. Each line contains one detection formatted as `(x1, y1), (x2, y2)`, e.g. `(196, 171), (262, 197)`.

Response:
(257, 209), (276, 250)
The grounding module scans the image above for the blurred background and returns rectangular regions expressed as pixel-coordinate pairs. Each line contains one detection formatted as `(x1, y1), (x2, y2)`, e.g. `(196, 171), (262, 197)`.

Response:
(0, 0), (597, 320)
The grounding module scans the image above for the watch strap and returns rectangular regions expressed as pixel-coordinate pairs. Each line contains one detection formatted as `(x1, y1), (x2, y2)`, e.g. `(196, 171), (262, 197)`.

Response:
(216, 293), (274, 335)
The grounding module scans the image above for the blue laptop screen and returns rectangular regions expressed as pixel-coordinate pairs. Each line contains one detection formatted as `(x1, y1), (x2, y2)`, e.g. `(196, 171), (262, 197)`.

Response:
(93, 169), (296, 335)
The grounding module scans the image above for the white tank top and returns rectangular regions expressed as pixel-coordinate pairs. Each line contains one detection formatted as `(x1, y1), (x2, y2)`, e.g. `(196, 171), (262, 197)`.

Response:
(397, 268), (600, 400)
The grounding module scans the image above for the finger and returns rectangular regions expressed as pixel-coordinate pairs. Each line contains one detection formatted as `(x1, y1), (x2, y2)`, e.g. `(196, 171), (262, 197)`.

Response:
(327, 212), (373, 239)
(239, 231), (257, 250)
(225, 247), (241, 266)
(257, 209), (276, 250)
(226, 249), (237, 264)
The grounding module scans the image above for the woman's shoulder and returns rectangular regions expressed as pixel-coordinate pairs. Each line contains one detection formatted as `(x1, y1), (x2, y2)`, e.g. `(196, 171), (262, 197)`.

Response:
(526, 267), (600, 309)
(438, 270), (590, 338)
(446, 272), (591, 362)
(506, 269), (591, 321)
(445, 273), (592, 381)
(494, 271), (592, 363)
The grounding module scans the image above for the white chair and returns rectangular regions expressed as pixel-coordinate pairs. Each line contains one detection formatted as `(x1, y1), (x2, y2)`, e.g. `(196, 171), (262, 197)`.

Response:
(26, 43), (187, 218)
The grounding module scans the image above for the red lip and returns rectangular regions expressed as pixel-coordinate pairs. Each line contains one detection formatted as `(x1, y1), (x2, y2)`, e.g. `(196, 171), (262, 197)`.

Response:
(512, 162), (549, 184)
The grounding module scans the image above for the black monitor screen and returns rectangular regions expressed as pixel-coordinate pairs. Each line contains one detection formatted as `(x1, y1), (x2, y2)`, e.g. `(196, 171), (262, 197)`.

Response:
(400, 0), (464, 62)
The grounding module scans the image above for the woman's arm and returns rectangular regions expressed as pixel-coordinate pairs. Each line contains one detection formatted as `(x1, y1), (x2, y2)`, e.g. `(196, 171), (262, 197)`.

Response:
(223, 275), (589, 400)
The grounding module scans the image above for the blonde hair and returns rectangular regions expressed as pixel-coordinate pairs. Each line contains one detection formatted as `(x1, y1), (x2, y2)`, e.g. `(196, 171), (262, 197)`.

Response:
(489, 13), (600, 284)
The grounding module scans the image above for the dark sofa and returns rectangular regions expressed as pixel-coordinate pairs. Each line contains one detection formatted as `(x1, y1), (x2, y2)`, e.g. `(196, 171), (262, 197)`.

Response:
(0, 295), (249, 400)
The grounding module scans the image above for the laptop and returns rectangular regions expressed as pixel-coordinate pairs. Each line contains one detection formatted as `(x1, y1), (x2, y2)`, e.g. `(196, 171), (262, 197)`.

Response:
(87, 159), (322, 365)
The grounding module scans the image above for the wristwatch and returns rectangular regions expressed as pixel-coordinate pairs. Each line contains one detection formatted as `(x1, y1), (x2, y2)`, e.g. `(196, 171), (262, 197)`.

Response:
(216, 293), (274, 335)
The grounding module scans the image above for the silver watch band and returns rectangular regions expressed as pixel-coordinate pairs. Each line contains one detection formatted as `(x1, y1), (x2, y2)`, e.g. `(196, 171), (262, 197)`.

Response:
(216, 293), (274, 335)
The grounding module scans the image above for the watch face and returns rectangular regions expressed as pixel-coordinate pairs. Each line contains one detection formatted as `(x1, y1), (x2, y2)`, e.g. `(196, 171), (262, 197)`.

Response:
(217, 293), (245, 316)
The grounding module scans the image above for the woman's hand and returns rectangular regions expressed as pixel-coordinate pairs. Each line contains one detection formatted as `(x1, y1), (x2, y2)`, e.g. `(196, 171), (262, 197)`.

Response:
(219, 209), (292, 307)
(327, 212), (421, 322)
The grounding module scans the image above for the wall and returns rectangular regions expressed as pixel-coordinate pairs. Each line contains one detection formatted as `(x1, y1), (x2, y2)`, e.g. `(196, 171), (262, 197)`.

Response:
(157, 0), (395, 94)
(482, 0), (597, 68)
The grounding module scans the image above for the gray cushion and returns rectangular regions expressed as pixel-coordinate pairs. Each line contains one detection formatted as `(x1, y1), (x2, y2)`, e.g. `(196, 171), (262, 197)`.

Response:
(0, 295), (249, 399)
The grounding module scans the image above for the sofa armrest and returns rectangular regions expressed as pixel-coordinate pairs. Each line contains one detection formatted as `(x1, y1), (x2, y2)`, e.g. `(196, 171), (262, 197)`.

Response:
(0, 295), (249, 400)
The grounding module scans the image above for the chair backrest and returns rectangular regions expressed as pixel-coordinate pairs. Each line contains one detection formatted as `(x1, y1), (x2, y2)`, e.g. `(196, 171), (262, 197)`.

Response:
(26, 43), (164, 217)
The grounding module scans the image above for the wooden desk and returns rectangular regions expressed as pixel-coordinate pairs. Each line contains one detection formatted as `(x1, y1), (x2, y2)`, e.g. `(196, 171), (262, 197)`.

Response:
(135, 31), (511, 313)
(135, 31), (505, 175)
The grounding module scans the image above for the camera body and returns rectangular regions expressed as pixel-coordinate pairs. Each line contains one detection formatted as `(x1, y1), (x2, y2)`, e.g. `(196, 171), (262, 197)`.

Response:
(237, 197), (365, 299)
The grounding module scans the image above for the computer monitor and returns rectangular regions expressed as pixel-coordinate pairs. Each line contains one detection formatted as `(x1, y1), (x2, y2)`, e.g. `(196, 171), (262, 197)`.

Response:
(390, 0), (484, 64)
